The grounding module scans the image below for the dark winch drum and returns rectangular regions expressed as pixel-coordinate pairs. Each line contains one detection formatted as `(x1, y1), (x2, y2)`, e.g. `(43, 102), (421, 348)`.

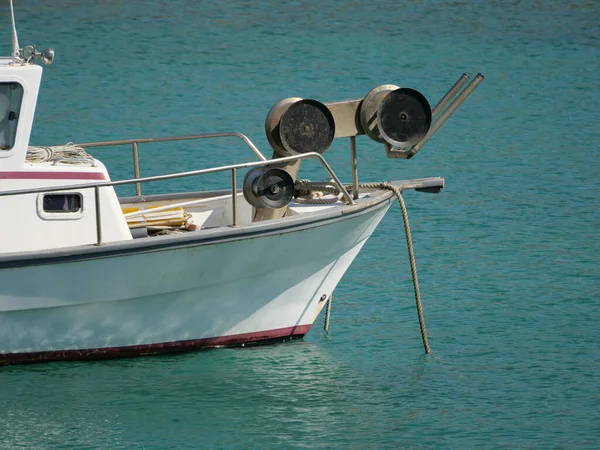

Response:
(377, 88), (432, 148)
(243, 166), (295, 209)
(277, 99), (335, 156)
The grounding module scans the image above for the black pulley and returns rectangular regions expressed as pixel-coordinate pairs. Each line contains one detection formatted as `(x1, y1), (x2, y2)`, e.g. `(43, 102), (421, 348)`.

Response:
(378, 88), (432, 148)
(279, 99), (335, 156)
(243, 166), (295, 209)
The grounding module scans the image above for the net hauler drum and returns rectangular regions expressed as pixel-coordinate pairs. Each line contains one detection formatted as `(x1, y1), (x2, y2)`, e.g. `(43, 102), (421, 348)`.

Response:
(265, 97), (302, 157)
(359, 84), (400, 143)
(265, 98), (335, 157)
(377, 88), (432, 148)
(243, 166), (295, 209)
(360, 85), (432, 149)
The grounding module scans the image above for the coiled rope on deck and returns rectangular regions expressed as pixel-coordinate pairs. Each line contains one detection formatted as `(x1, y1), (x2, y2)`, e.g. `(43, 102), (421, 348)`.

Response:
(26, 143), (95, 165)
(294, 180), (342, 204)
(295, 180), (431, 354)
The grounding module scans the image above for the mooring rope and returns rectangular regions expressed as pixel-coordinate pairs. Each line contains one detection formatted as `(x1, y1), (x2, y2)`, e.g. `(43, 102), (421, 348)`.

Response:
(295, 180), (431, 354)
(324, 295), (333, 331)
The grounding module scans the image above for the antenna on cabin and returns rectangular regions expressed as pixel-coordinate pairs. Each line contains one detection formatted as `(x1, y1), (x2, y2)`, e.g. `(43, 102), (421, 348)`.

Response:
(9, 0), (20, 58)
(7, 0), (55, 65)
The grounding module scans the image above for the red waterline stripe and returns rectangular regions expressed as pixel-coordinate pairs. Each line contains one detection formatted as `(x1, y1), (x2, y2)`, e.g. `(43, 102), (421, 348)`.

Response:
(0, 324), (312, 365)
(0, 171), (105, 180)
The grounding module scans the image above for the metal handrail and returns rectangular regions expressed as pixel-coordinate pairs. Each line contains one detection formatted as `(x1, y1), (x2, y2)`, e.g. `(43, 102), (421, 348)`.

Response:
(77, 131), (267, 196)
(1, 151), (354, 245)
(0, 152), (350, 199)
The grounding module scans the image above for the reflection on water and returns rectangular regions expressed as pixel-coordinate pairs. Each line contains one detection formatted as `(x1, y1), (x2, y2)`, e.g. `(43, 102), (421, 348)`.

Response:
(1, 341), (422, 448)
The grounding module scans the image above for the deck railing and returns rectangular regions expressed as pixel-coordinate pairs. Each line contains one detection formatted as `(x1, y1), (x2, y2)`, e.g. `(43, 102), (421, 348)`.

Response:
(77, 132), (268, 196)
(0, 133), (353, 246)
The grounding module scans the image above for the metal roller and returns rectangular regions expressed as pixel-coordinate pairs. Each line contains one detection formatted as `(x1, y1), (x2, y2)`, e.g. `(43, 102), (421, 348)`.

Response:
(265, 97), (303, 157)
(243, 166), (295, 209)
(359, 84), (400, 143)
(278, 99), (335, 156)
(377, 88), (432, 148)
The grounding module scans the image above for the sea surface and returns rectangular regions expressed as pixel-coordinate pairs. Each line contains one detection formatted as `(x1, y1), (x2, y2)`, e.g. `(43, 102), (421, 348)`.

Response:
(1, 0), (599, 448)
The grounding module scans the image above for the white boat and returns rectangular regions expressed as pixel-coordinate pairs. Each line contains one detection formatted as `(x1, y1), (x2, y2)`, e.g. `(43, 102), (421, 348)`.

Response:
(0, 3), (482, 364)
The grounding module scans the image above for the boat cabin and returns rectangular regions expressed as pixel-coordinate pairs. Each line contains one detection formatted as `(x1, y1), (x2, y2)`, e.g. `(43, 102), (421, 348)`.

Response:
(0, 57), (131, 253)
(0, 56), (281, 255)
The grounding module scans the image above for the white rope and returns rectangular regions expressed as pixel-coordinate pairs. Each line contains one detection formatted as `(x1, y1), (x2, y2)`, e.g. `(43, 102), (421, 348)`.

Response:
(26, 143), (95, 165)
(9, 0), (20, 58)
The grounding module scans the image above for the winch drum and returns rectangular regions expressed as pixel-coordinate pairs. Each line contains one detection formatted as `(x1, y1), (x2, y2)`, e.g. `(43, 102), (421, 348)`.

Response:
(265, 98), (335, 157)
(242, 166), (295, 209)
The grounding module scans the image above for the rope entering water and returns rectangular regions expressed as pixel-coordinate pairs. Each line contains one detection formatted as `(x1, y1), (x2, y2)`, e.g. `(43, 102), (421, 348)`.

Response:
(295, 180), (431, 354)
(324, 295), (332, 331)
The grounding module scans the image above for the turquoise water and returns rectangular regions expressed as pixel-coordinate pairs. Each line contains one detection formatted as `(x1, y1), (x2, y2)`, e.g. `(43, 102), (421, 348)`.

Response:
(1, 0), (599, 447)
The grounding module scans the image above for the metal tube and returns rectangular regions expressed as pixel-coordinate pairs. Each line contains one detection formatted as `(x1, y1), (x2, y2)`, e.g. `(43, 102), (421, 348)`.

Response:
(350, 136), (358, 200)
(409, 73), (484, 158)
(132, 142), (141, 196)
(0, 152), (354, 205)
(431, 73), (470, 118)
(94, 186), (103, 246)
(313, 153), (355, 205)
(231, 168), (237, 227)
(78, 132), (267, 161)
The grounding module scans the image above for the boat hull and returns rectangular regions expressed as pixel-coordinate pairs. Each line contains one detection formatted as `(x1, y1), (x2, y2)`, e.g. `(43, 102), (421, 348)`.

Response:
(0, 199), (392, 364)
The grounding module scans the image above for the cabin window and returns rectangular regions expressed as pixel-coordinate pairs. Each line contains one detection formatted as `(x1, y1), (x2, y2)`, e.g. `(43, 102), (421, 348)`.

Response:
(42, 194), (83, 213)
(0, 82), (24, 151)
